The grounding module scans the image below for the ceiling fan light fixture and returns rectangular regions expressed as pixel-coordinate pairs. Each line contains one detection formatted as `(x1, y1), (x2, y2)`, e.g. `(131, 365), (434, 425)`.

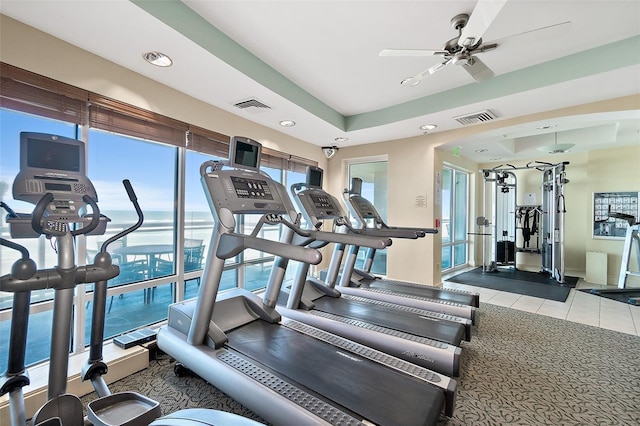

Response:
(461, 37), (476, 47)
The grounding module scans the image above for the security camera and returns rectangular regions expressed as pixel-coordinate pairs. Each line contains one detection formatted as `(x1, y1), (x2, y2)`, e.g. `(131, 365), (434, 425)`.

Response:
(322, 146), (338, 159)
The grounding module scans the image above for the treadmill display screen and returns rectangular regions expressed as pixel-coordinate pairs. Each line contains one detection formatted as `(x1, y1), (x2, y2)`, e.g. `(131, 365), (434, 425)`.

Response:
(306, 167), (323, 189)
(234, 142), (259, 169)
(27, 137), (81, 172)
(231, 176), (274, 200)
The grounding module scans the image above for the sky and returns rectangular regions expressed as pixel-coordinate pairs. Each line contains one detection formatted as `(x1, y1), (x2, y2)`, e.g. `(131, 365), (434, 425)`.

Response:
(0, 109), (210, 213)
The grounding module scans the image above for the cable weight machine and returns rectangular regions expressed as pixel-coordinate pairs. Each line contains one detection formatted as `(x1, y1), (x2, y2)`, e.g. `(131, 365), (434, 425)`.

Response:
(480, 161), (569, 283)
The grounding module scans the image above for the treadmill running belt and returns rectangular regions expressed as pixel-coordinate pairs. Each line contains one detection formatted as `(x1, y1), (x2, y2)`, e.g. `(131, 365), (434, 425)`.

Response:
(312, 296), (465, 346)
(364, 279), (478, 307)
(228, 320), (444, 426)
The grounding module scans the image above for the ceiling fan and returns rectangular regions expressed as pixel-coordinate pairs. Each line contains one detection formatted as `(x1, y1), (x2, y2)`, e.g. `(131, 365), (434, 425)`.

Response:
(380, 0), (569, 86)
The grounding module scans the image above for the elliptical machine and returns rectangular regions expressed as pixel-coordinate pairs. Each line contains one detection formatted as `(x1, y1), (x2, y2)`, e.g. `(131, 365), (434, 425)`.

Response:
(1, 132), (262, 425)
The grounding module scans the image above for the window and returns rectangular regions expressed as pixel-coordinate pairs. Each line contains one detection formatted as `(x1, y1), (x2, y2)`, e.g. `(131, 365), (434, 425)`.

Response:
(84, 129), (178, 341)
(441, 166), (469, 271)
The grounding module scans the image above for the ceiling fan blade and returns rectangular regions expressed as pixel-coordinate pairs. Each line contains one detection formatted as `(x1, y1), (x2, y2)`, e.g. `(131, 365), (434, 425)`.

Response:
(400, 59), (451, 86)
(380, 48), (448, 57)
(487, 21), (572, 49)
(459, 0), (508, 48)
(463, 56), (495, 81)
(429, 61), (449, 75)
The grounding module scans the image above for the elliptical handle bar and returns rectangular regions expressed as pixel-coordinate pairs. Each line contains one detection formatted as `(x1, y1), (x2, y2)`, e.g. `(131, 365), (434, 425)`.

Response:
(100, 179), (144, 254)
(0, 237), (30, 260)
(30, 193), (54, 235)
(29, 193), (101, 237)
(73, 195), (101, 236)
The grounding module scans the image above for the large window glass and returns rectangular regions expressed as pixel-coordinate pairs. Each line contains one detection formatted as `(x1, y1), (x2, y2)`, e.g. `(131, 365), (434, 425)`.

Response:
(84, 129), (178, 341)
(348, 160), (388, 275)
(441, 166), (469, 271)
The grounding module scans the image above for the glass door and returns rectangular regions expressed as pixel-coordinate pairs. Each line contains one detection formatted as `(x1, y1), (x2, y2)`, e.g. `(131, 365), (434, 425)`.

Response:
(442, 166), (469, 271)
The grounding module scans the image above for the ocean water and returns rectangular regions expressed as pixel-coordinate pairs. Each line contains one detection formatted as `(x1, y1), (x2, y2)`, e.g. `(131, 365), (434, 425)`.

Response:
(0, 210), (214, 277)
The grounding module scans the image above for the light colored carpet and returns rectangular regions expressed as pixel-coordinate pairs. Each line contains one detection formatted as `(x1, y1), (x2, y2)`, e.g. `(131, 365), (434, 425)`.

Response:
(83, 303), (640, 425)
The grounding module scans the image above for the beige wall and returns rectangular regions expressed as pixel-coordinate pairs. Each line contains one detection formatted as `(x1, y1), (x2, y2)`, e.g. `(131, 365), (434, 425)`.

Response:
(2, 14), (639, 287)
(331, 98), (639, 286)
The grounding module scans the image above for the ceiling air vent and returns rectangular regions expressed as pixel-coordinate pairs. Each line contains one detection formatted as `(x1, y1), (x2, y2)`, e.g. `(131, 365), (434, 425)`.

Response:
(233, 98), (272, 113)
(453, 109), (498, 126)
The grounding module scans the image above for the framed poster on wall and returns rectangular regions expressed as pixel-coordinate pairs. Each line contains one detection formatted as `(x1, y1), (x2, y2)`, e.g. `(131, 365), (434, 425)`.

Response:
(592, 191), (639, 239)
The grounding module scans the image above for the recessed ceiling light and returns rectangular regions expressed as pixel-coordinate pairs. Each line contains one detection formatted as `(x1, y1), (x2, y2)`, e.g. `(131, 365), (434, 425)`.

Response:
(489, 157), (502, 161)
(143, 51), (173, 67)
(334, 137), (349, 143)
(537, 132), (575, 154)
(475, 149), (488, 153)
(420, 124), (437, 131)
(279, 120), (296, 127)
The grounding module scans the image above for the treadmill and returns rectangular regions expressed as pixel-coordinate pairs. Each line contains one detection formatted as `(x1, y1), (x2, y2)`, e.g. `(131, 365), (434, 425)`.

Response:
(287, 168), (472, 334)
(335, 177), (479, 319)
(157, 137), (457, 425)
(269, 173), (466, 377)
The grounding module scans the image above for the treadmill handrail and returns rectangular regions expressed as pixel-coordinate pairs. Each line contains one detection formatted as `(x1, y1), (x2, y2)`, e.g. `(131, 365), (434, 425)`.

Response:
(304, 229), (390, 249)
(217, 232), (322, 265)
(353, 227), (424, 239)
(381, 223), (438, 235)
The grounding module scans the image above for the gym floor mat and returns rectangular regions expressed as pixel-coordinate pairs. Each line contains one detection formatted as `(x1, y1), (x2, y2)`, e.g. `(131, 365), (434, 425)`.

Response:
(579, 288), (640, 305)
(447, 267), (578, 302)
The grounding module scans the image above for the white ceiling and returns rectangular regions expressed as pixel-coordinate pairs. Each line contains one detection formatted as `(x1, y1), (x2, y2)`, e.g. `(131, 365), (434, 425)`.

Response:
(2, 0), (639, 162)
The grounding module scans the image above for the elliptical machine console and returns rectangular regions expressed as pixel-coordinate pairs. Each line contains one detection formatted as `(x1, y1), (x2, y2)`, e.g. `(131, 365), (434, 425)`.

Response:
(9, 132), (109, 238)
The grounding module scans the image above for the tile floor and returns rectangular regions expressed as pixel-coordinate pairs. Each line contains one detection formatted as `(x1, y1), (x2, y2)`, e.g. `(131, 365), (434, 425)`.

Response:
(442, 269), (640, 337)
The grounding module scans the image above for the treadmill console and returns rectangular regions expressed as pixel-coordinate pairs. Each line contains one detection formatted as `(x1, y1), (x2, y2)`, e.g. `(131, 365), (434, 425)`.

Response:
(349, 195), (380, 220)
(200, 165), (292, 218)
(309, 193), (337, 212)
(230, 176), (274, 200)
(294, 188), (347, 227)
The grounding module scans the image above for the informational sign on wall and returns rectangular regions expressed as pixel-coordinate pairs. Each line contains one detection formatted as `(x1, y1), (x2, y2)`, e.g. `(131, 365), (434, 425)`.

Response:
(592, 191), (639, 239)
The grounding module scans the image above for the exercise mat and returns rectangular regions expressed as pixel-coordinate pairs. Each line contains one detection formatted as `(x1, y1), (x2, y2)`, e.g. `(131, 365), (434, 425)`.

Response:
(579, 288), (640, 305)
(447, 267), (578, 302)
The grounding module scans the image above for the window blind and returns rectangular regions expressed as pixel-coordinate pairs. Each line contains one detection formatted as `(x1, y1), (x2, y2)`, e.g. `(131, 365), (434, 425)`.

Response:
(89, 94), (188, 147)
(0, 62), (87, 124)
